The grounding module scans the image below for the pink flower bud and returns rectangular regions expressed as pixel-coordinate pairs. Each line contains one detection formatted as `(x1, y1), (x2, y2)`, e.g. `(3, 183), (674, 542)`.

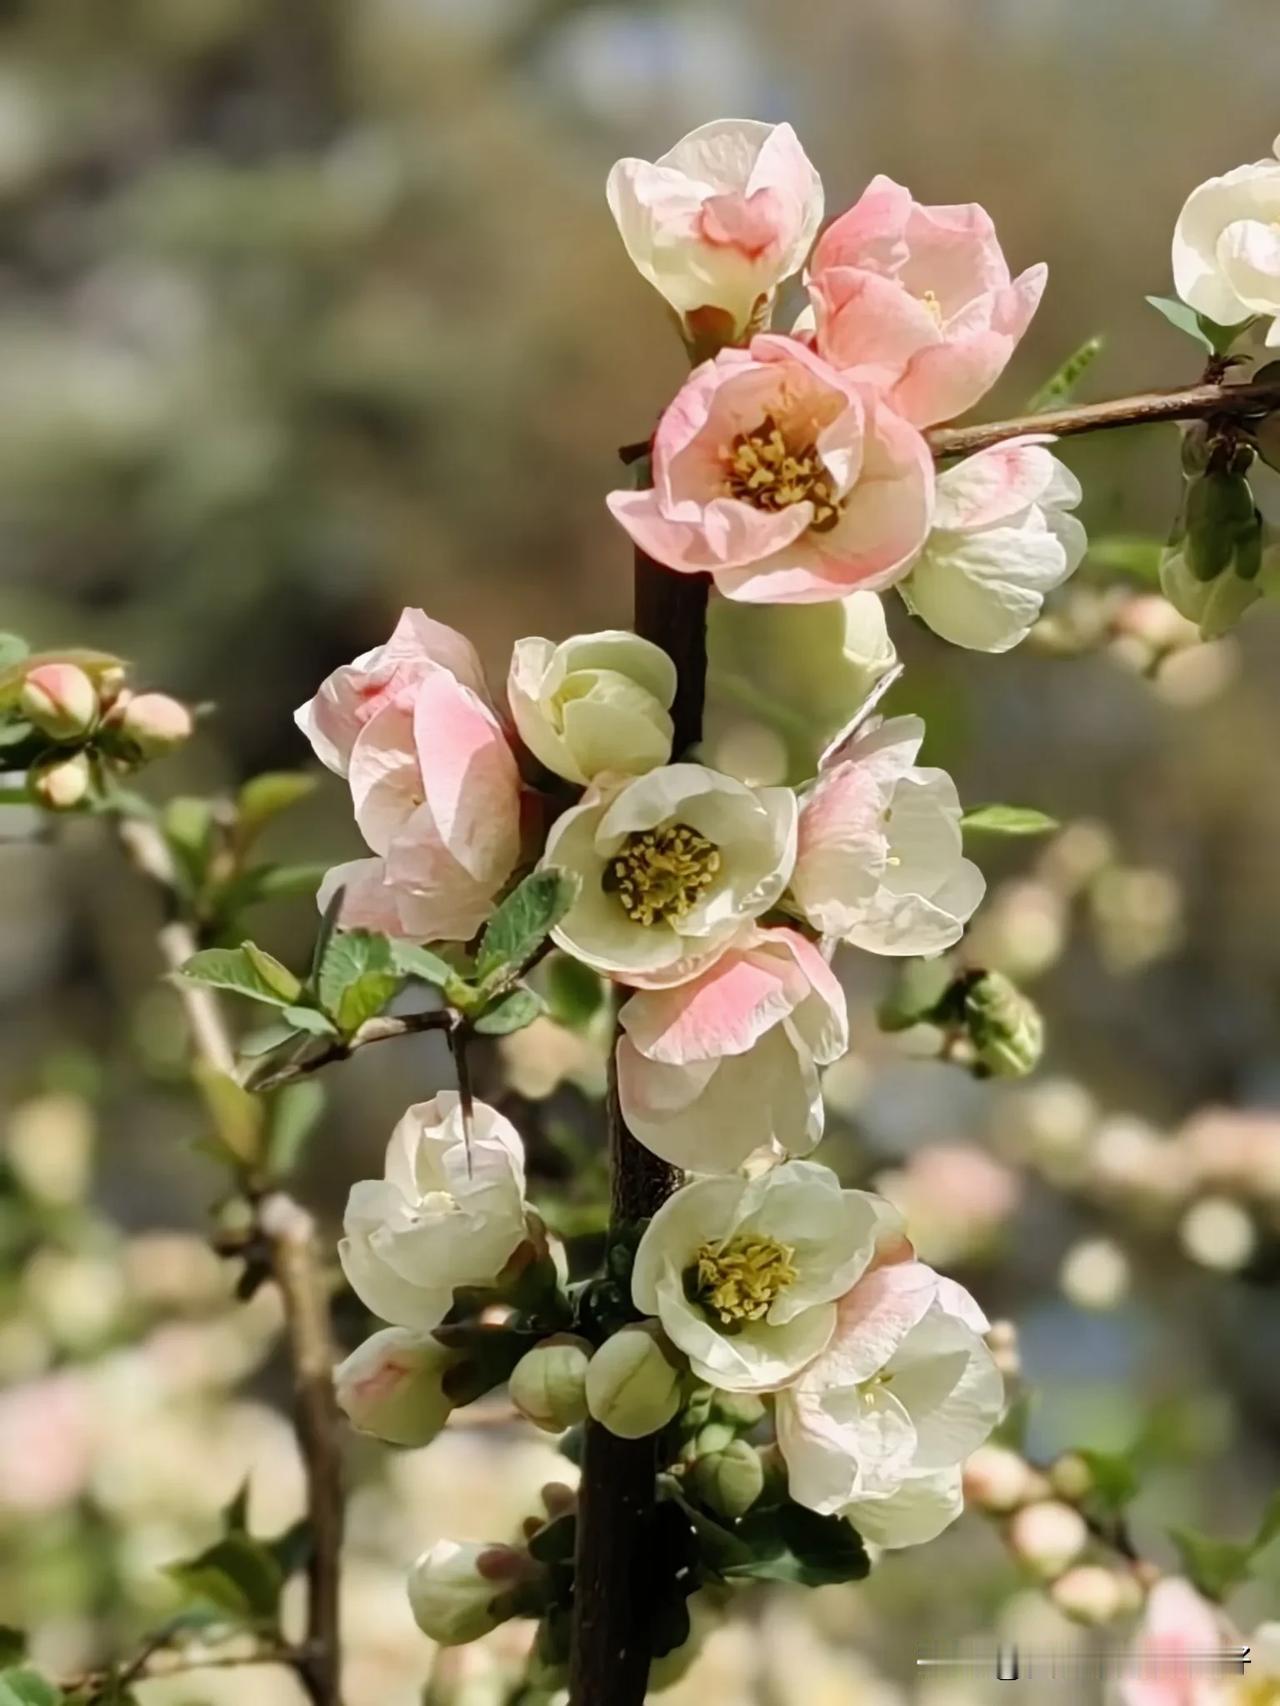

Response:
(334, 1327), (457, 1447)
(963, 1445), (1035, 1513)
(20, 664), (99, 742)
(1008, 1499), (1088, 1578)
(117, 693), (193, 758)
(1051, 1564), (1126, 1625)
(30, 753), (92, 811)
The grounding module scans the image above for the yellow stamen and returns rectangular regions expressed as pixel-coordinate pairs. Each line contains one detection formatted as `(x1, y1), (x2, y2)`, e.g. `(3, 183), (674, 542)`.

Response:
(725, 414), (840, 533)
(920, 289), (944, 326)
(692, 1234), (798, 1325)
(608, 821), (721, 927)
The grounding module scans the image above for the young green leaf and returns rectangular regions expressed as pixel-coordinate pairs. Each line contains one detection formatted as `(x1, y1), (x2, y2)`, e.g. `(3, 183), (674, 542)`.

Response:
(475, 868), (580, 989)
(266, 1080), (326, 1179)
(240, 943), (303, 1005)
(316, 930), (401, 1034)
(540, 953), (606, 1030)
(473, 987), (545, 1036)
(235, 772), (319, 843)
(280, 1005), (338, 1038)
(179, 946), (302, 1010)
(726, 1502), (870, 1587)
(194, 1067), (265, 1169)
(0, 1669), (63, 1706)
(390, 942), (458, 990)
(166, 1533), (284, 1622)
(961, 804), (1060, 837)
(1146, 295), (1242, 356)
(1075, 1447), (1140, 1512)
(1027, 335), (1104, 411)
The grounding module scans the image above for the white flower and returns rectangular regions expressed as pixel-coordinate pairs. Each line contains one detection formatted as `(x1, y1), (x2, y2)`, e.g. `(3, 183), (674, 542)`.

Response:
(334, 1327), (457, 1447)
(704, 589), (898, 785)
(790, 715), (985, 955)
(543, 763), (796, 988)
(606, 119), (823, 341)
(631, 1162), (899, 1393)
(776, 1258), (1002, 1548)
(339, 1094), (528, 1332)
(616, 926), (848, 1171)
(1173, 139), (1280, 344)
(507, 630), (675, 785)
(408, 1539), (516, 1646)
(901, 439), (1086, 653)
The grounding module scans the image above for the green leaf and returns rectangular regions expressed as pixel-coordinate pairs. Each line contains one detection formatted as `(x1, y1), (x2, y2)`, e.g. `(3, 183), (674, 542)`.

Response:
(1170, 1490), (1280, 1601)
(167, 1532), (284, 1622)
(215, 862), (330, 917)
(1085, 536), (1164, 583)
(961, 804), (1060, 837)
(309, 884), (345, 985)
(235, 772), (318, 843)
(266, 1081), (325, 1179)
(237, 1021), (304, 1058)
(162, 797), (216, 891)
(316, 930), (401, 1034)
(280, 1005), (338, 1037)
(390, 942), (457, 990)
(1146, 295), (1243, 356)
(540, 953), (606, 1030)
(0, 1669), (63, 1706)
(1027, 335), (1104, 411)
(0, 1638), (24, 1671)
(194, 1066), (264, 1169)
(179, 946), (302, 1011)
(475, 868), (580, 990)
(241, 943), (303, 1005)
(474, 988), (545, 1036)
(0, 637), (29, 670)
(727, 1502), (869, 1587)
(1076, 1448), (1140, 1512)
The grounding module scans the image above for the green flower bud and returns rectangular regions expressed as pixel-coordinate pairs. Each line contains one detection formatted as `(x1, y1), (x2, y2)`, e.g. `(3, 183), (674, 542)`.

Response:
(1185, 469), (1257, 582)
(1160, 541), (1264, 638)
(335, 1327), (459, 1447)
(1048, 1451), (1094, 1504)
(964, 971), (1044, 1079)
(507, 1335), (591, 1433)
(692, 1421), (736, 1457)
(408, 1539), (522, 1646)
(710, 1391), (766, 1431)
(689, 1439), (765, 1520)
(20, 664), (99, 742)
(584, 1323), (682, 1440)
(29, 752), (92, 811)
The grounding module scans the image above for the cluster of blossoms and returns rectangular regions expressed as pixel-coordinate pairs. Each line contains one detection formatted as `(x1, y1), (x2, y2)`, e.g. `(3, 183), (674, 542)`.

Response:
(289, 117), (1099, 1660)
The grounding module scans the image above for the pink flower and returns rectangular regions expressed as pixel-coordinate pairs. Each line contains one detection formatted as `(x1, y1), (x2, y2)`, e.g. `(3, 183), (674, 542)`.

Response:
(304, 631), (523, 942)
(806, 175), (1046, 428)
(606, 120), (824, 342)
(1118, 1578), (1229, 1706)
(607, 334), (933, 604)
(616, 926), (848, 1171)
(295, 608), (491, 777)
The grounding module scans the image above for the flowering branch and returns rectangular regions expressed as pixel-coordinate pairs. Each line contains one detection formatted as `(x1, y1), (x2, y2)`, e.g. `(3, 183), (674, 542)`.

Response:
(925, 374), (1280, 459)
(116, 814), (346, 1706)
(568, 549), (707, 1706)
(245, 1008), (453, 1091)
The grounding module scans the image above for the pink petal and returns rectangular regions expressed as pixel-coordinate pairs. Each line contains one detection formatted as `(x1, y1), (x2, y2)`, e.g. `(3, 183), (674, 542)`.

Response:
(411, 672), (521, 886)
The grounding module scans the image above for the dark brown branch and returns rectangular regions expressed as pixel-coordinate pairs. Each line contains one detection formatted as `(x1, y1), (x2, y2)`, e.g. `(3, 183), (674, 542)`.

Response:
(116, 816), (345, 1706)
(569, 547), (704, 1706)
(926, 376), (1280, 459)
(246, 1008), (452, 1091)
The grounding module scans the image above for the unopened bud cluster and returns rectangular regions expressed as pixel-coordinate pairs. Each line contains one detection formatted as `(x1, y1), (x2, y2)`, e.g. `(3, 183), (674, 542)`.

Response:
(12, 651), (193, 813)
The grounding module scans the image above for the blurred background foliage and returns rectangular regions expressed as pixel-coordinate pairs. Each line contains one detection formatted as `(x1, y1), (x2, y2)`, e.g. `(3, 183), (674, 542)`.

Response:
(2, 0), (1280, 1700)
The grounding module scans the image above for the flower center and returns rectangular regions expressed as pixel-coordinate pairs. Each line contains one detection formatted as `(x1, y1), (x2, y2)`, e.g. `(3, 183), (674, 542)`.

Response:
(608, 822), (721, 927)
(726, 414), (840, 533)
(691, 1234), (798, 1326)
(919, 288), (944, 325)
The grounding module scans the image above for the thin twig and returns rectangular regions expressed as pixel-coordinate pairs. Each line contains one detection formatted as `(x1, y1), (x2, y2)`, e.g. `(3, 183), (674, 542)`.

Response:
(115, 815), (346, 1706)
(71, 1639), (317, 1696)
(246, 1008), (452, 1090)
(925, 375), (1280, 459)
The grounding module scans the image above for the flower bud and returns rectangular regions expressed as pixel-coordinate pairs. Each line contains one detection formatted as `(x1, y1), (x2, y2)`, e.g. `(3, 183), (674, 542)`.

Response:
(584, 1323), (681, 1440)
(1048, 1452), (1094, 1504)
(115, 692), (194, 758)
(964, 972), (1044, 1079)
(20, 664), (99, 742)
(507, 1335), (591, 1433)
(1160, 540), (1263, 639)
(690, 1439), (765, 1520)
(710, 1390), (766, 1431)
(29, 752), (91, 811)
(962, 1445), (1035, 1514)
(408, 1539), (518, 1646)
(1051, 1564), (1126, 1625)
(1008, 1500), (1088, 1578)
(508, 631), (675, 785)
(334, 1327), (458, 1447)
